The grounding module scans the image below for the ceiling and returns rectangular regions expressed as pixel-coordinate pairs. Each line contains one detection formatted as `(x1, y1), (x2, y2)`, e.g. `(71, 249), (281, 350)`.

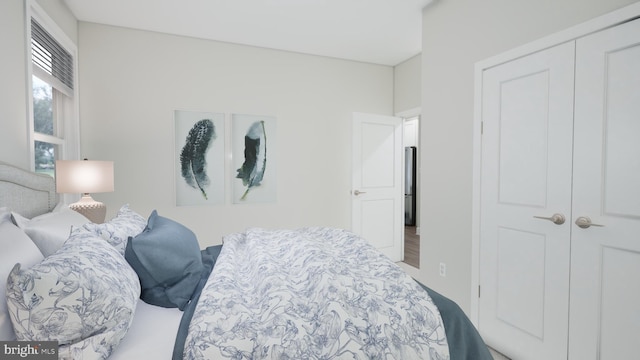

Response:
(63, 0), (432, 66)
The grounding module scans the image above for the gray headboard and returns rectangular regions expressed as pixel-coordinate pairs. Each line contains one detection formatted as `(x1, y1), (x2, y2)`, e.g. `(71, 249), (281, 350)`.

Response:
(0, 161), (58, 218)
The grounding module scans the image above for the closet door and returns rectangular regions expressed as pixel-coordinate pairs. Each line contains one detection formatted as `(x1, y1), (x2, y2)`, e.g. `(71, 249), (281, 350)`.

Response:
(569, 18), (640, 360)
(478, 42), (575, 360)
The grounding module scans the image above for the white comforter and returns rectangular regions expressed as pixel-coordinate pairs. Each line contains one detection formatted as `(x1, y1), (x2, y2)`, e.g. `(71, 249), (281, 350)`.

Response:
(183, 227), (449, 359)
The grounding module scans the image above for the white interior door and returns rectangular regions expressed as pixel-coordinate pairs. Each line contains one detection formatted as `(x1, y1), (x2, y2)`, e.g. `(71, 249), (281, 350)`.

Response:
(569, 18), (640, 360)
(478, 42), (575, 360)
(352, 112), (403, 262)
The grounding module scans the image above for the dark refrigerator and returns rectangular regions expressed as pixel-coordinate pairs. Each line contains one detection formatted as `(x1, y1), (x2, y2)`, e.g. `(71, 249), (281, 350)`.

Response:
(405, 146), (417, 226)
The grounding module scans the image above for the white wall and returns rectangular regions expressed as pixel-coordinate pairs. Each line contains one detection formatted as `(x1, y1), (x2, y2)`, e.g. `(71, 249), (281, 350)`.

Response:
(0, 0), (77, 169)
(394, 54), (421, 114)
(417, 0), (639, 314)
(77, 22), (394, 247)
(0, 0), (29, 168)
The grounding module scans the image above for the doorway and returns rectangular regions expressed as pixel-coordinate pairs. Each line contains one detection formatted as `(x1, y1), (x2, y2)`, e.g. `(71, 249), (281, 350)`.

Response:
(403, 115), (420, 268)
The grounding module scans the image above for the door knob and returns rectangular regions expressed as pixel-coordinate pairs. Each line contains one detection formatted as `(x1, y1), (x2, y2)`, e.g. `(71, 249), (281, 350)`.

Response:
(353, 190), (366, 196)
(533, 213), (566, 225)
(575, 216), (604, 229)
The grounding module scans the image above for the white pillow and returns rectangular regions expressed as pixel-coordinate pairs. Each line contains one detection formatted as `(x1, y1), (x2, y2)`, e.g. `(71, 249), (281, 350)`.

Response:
(0, 207), (44, 341)
(14, 206), (89, 257)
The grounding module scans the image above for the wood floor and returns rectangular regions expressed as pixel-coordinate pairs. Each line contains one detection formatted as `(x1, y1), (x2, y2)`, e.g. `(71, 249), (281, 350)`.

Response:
(403, 226), (420, 268)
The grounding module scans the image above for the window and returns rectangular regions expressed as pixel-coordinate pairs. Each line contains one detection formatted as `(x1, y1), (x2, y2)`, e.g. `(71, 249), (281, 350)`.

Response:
(28, 2), (79, 177)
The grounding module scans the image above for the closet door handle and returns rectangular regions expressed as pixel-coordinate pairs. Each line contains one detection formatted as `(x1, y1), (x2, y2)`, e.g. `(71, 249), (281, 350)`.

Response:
(533, 213), (566, 225)
(353, 190), (366, 196)
(575, 216), (604, 229)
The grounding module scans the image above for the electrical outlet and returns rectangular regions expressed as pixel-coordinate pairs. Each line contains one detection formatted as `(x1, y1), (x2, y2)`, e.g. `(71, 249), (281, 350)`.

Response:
(439, 262), (446, 277)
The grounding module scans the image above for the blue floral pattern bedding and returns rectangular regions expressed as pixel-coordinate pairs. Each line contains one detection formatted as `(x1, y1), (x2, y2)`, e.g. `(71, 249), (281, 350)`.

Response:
(5, 227), (140, 359)
(182, 227), (449, 359)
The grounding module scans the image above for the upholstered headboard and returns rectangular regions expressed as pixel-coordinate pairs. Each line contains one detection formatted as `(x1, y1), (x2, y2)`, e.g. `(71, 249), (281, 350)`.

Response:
(0, 161), (57, 218)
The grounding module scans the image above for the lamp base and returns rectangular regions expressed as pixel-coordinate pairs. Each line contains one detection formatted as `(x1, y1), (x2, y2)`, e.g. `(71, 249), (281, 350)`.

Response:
(69, 195), (106, 224)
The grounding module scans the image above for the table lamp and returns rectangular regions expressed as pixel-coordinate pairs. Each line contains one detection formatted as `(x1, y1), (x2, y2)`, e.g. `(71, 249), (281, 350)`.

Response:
(55, 159), (114, 223)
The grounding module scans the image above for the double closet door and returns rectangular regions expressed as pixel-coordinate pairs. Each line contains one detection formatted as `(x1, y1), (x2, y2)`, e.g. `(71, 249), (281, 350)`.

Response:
(478, 18), (640, 360)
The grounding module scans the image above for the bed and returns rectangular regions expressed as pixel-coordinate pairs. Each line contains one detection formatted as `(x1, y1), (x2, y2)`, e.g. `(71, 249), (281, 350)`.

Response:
(0, 161), (492, 360)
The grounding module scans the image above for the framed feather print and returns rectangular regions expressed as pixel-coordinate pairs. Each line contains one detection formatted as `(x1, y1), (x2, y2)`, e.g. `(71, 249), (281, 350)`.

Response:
(232, 114), (277, 203)
(174, 110), (225, 206)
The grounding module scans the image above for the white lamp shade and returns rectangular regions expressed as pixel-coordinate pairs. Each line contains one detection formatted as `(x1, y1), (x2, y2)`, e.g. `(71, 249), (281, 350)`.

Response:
(55, 160), (114, 194)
